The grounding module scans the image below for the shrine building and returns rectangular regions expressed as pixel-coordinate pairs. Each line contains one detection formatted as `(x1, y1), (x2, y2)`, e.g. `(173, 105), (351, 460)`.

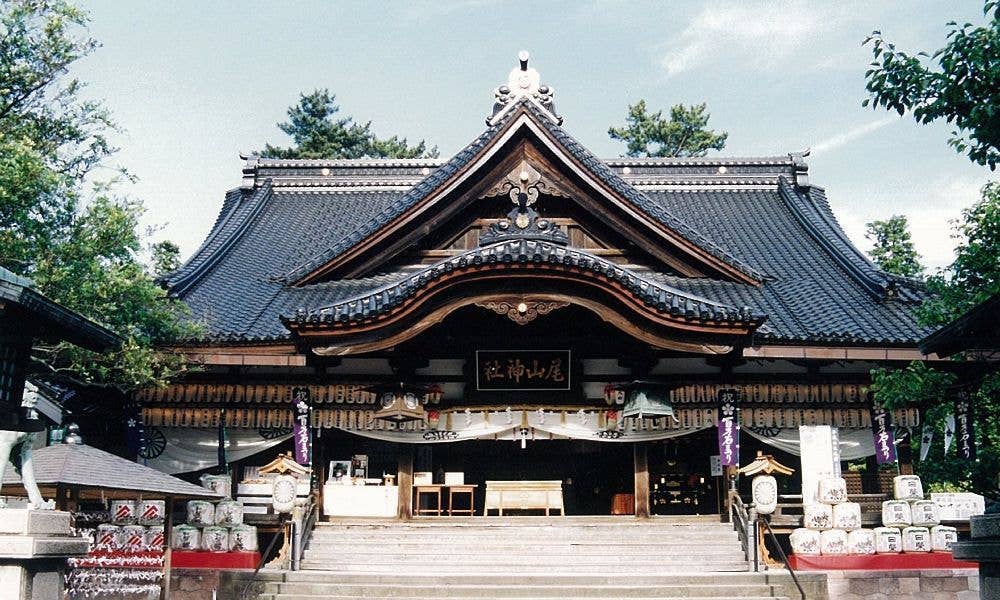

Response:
(141, 53), (939, 519)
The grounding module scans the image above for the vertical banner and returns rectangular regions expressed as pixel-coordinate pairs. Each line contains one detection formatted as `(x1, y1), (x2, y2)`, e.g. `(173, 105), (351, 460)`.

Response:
(944, 414), (955, 453)
(919, 424), (934, 461)
(954, 393), (976, 460)
(124, 400), (146, 462)
(869, 401), (897, 464)
(717, 388), (740, 466)
(292, 387), (312, 465)
(218, 407), (229, 473)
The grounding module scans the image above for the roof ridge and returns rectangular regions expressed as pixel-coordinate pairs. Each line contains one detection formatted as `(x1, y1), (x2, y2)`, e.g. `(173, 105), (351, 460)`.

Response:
(777, 178), (891, 300)
(277, 108), (520, 283)
(167, 181), (274, 297)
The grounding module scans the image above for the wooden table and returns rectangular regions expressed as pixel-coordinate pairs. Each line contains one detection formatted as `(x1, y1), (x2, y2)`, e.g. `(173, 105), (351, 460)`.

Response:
(484, 480), (564, 516)
(414, 484), (445, 516)
(447, 484), (478, 516)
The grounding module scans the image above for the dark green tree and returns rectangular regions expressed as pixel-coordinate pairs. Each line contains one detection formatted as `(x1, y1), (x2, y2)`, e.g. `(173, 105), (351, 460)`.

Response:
(918, 182), (1000, 326)
(865, 215), (923, 278)
(0, 0), (196, 391)
(262, 89), (437, 159)
(608, 101), (728, 158)
(863, 1), (1000, 169)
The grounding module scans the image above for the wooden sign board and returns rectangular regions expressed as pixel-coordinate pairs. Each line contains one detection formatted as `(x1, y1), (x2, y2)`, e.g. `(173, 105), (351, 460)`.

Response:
(475, 350), (571, 392)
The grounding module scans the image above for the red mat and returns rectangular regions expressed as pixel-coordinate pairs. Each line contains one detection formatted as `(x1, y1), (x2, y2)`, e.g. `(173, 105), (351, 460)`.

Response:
(170, 551), (261, 569)
(788, 552), (978, 571)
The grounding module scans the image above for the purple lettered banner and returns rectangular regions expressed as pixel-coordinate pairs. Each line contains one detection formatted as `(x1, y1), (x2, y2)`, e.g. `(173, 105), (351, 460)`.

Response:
(292, 387), (311, 465)
(954, 393), (976, 460)
(717, 388), (740, 467)
(869, 403), (897, 465)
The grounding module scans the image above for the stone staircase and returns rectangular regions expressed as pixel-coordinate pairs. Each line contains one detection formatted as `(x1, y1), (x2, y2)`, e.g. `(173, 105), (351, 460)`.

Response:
(261, 517), (801, 599)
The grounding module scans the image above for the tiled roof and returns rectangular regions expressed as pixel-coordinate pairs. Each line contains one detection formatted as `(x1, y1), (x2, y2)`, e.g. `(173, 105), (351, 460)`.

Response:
(165, 108), (928, 347)
(2, 443), (219, 498)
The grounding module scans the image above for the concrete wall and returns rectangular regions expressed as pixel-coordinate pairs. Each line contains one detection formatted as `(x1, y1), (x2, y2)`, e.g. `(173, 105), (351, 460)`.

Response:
(824, 568), (979, 600)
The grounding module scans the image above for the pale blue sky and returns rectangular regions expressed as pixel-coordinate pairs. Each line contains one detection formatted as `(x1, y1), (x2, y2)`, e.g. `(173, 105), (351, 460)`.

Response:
(74, 1), (993, 271)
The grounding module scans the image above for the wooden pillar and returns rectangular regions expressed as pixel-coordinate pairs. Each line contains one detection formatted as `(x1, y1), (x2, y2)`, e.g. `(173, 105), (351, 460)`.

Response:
(634, 442), (650, 519)
(397, 444), (414, 520)
(161, 495), (174, 600)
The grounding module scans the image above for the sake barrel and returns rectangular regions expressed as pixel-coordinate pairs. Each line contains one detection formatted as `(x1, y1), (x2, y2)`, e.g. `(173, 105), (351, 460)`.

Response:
(820, 529), (848, 555)
(137, 500), (165, 526)
(833, 502), (862, 530)
(789, 528), (821, 555)
(902, 526), (932, 552)
(847, 529), (876, 555)
(931, 525), (958, 551)
(874, 527), (902, 553)
(121, 525), (146, 549)
(911, 500), (940, 526)
(215, 500), (244, 527)
(893, 475), (923, 501)
(202, 526), (229, 552)
(817, 477), (848, 504)
(803, 503), (833, 530)
(171, 524), (200, 550)
(187, 500), (215, 527)
(228, 524), (258, 552)
(96, 524), (120, 549)
(110, 500), (136, 524)
(144, 525), (164, 549)
(200, 474), (232, 499)
(882, 500), (912, 527)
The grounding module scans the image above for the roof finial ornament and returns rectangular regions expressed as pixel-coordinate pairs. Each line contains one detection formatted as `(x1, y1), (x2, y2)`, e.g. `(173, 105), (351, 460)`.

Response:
(488, 51), (561, 126)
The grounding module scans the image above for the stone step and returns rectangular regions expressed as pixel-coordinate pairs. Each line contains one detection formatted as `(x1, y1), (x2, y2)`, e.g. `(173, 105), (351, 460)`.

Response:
(269, 596), (789, 600)
(297, 563), (751, 573)
(306, 542), (743, 557)
(281, 572), (769, 585)
(267, 582), (781, 598)
(300, 551), (748, 563)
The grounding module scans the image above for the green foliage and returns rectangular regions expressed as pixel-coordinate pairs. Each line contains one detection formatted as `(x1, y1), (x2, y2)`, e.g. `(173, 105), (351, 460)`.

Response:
(863, 2), (1000, 169)
(0, 0), (196, 391)
(865, 215), (923, 278)
(608, 100), (728, 158)
(262, 89), (438, 159)
(151, 240), (181, 277)
(918, 182), (1000, 326)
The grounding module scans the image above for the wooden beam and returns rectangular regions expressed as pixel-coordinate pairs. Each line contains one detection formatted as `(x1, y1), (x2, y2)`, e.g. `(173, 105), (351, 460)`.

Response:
(634, 442), (650, 519)
(397, 445), (414, 520)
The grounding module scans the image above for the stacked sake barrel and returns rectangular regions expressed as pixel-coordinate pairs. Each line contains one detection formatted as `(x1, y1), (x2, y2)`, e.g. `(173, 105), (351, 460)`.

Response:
(790, 476), (871, 556)
(876, 475), (957, 554)
(790, 474), (958, 558)
(171, 475), (258, 554)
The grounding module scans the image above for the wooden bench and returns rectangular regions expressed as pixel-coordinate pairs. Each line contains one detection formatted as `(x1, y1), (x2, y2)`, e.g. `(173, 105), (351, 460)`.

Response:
(484, 480), (565, 516)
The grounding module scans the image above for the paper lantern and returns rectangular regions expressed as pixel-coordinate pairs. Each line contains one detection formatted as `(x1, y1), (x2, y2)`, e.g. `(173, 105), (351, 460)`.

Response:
(751, 475), (778, 515)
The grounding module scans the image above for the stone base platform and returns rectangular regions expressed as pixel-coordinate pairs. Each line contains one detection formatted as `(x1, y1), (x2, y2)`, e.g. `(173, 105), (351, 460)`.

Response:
(0, 509), (89, 600)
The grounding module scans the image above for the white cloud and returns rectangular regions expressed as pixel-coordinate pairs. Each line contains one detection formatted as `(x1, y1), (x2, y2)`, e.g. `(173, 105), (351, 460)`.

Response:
(811, 116), (898, 155)
(659, 2), (852, 76)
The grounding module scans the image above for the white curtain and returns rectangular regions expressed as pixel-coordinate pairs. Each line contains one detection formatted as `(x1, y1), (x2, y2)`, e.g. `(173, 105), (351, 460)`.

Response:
(144, 427), (292, 474)
(743, 427), (878, 461)
(337, 410), (709, 444)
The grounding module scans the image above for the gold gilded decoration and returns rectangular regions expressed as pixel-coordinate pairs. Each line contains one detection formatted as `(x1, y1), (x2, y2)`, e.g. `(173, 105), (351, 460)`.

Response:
(475, 298), (569, 325)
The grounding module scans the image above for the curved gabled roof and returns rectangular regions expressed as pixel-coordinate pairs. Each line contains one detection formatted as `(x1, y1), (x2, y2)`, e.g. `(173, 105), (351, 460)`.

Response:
(281, 239), (763, 328)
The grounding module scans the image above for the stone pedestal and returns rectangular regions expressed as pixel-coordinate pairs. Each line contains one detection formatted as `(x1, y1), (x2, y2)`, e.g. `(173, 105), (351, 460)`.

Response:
(953, 513), (1000, 600)
(0, 509), (89, 600)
